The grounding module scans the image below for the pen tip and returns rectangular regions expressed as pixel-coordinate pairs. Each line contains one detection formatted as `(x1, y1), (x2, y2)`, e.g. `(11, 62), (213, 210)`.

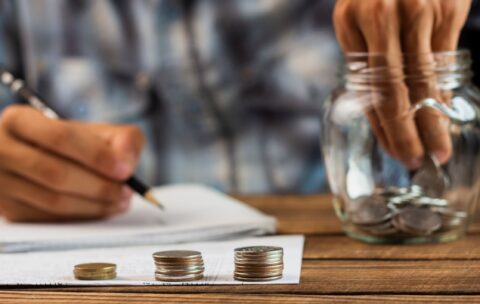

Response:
(144, 191), (165, 210)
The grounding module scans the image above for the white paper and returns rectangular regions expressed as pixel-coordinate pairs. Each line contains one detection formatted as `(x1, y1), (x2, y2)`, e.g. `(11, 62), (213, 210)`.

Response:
(0, 184), (276, 253)
(0, 235), (304, 286)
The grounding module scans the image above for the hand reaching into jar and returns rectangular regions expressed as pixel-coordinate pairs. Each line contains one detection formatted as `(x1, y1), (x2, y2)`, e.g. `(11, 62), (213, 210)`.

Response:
(333, 0), (471, 169)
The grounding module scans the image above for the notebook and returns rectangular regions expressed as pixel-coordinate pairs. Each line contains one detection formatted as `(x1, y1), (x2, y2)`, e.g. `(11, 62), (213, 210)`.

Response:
(0, 184), (277, 253)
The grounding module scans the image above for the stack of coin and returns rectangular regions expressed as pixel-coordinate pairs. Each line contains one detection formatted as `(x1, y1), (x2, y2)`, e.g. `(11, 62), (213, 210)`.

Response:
(234, 246), (284, 281)
(73, 263), (116, 280)
(153, 250), (204, 282)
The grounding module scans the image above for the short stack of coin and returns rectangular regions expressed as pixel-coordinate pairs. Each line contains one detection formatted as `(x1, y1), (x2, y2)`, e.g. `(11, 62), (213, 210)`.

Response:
(73, 263), (117, 280)
(234, 246), (284, 281)
(153, 250), (204, 282)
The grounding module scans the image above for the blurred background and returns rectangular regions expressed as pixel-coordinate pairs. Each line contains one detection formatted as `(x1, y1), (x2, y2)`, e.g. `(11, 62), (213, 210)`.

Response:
(0, 0), (479, 195)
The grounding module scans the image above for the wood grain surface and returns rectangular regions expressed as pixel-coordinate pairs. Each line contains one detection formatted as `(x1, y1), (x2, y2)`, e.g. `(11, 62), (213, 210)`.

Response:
(2, 194), (480, 304)
(2, 292), (480, 304)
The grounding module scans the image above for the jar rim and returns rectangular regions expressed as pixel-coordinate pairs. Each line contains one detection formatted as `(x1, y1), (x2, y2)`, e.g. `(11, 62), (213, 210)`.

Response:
(344, 49), (470, 59)
(341, 49), (472, 90)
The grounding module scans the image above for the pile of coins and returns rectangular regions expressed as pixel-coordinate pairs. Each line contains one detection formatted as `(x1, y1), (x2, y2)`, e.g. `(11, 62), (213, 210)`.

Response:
(234, 246), (284, 281)
(346, 156), (467, 238)
(73, 263), (117, 280)
(152, 250), (205, 282)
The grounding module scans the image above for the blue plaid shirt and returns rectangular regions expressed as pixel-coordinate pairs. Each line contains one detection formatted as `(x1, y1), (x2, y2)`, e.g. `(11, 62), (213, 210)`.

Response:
(0, 0), (340, 194)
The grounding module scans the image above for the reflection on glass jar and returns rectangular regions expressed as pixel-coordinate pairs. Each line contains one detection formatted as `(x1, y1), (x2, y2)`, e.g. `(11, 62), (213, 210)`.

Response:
(321, 50), (480, 244)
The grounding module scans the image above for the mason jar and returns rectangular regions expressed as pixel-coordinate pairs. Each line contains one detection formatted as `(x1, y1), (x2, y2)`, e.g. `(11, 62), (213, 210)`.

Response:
(321, 50), (480, 244)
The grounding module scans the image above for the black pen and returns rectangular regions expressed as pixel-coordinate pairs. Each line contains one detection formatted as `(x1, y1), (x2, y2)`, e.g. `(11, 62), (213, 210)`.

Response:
(0, 68), (164, 210)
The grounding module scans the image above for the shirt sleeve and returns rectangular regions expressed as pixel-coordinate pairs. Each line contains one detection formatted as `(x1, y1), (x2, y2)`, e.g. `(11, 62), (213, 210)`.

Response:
(0, 0), (22, 109)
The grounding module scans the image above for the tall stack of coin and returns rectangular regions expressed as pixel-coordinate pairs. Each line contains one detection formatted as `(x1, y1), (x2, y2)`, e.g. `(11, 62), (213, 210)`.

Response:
(73, 263), (117, 280)
(153, 250), (204, 282)
(234, 246), (284, 281)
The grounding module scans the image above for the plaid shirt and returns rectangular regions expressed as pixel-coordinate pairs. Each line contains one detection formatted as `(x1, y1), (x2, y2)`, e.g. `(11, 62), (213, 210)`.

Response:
(0, 0), (339, 193)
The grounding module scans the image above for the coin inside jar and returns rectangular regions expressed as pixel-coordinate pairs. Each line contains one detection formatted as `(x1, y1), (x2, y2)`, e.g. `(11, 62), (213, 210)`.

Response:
(411, 155), (448, 198)
(349, 194), (393, 225)
(392, 207), (442, 235)
(358, 220), (398, 236)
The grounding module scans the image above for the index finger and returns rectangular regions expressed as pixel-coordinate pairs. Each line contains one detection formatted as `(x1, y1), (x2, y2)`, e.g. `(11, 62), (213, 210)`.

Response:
(333, 0), (392, 155)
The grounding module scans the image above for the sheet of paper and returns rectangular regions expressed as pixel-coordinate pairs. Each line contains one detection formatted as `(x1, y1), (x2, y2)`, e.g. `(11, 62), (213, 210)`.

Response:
(0, 184), (276, 252)
(0, 235), (304, 286)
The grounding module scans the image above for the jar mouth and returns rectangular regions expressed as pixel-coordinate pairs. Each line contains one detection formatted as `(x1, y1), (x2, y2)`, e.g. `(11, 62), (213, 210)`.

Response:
(344, 49), (470, 59)
(342, 49), (472, 91)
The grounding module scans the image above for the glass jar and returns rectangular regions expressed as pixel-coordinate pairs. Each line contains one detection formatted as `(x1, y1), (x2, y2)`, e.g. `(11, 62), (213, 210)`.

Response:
(321, 50), (480, 244)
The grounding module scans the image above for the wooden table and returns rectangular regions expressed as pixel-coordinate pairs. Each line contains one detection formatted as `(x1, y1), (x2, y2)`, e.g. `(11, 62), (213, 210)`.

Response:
(2, 194), (480, 303)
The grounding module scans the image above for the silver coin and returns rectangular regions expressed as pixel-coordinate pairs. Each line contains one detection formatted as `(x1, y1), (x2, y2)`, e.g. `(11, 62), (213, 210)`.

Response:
(234, 252), (283, 259)
(376, 187), (409, 198)
(234, 274), (283, 281)
(432, 207), (467, 228)
(409, 185), (424, 195)
(234, 246), (283, 256)
(349, 194), (393, 225)
(234, 270), (283, 277)
(154, 263), (204, 269)
(153, 250), (202, 260)
(154, 260), (204, 266)
(441, 215), (465, 228)
(155, 266), (205, 272)
(234, 255), (283, 261)
(155, 273), (204, 282)
(155, 269), (204, 276)
(235, 262), (283, 267)
(409, 197), (449, 207)
(235, 257), (283, 265)
(430, 207), (467, 218)
(235, 265), (284, 272)
(392, 207), (442, 235)
(411, 155), (448, 198)
(387, 191), (423, 206)
(358, 221), (398, 236)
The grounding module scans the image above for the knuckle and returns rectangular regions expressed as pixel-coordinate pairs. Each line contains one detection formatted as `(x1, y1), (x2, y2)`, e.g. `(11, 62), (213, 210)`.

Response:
(125, 125), (145, 146)
(32, 160), (69, 190)
(403, 0), (429, 12)
(333, 1), (351, 28)
(402, 0), (430, 22)
(368, 0), (396, 16)
(356, 0), (397, 31)
(0, 105), (24, 130)
(394, 138), (423, 160)
(92, 148), (116, 172)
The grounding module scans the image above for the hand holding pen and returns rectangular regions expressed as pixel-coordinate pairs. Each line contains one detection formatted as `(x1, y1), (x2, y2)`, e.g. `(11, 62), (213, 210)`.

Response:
(0, 68), (162, 222)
